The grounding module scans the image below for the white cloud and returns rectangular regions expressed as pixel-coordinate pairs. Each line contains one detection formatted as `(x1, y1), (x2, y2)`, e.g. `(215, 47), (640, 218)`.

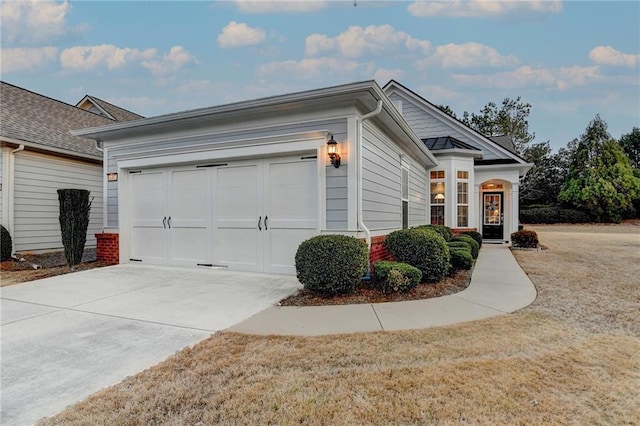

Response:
(408, 0), (563, 18)
(422, 42), (518, 69)
(218, 21), (266, 48)
(235, 0), (327, 14)
(1, 47), (58, 73)
(60, 44), (156, 71)
(305, 24), (431, 58)
(105, 96), (167, 115)
(589, 46), (639, 68)
(142, 46), (199, 77)
(452, 65), (601, 90)
(0, 0), (86, 45)
(373, 68), (405, 84)
(258, 57), (370, 80)
(416, 84), (461, 103)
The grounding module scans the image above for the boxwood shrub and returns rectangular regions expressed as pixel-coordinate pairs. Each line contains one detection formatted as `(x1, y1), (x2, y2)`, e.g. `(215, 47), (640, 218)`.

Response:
(511, 230), (539, 248)
(413, 224), (453, 241)
(374, 260), (422, 293)
(1, 225), (12, 261)
(450, 248), (474, 271)
(450, 235), (479, 259)
(447, 241), (470, 251)
(520, 207), (591, 224)
(460, 230), (482, 247)
(384, 228), (450, 283)
(295, 235), (368, 296)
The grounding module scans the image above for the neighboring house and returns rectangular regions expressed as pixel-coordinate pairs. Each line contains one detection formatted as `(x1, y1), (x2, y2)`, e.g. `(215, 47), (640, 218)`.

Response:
(74, 80), (531, 275)
(0, 82), (142, 253)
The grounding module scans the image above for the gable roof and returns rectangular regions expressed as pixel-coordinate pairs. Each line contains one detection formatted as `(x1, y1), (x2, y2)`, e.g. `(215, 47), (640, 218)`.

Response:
(76, 95), (143, 122)
(0, 82), (115, 160)
(383, 80), (529, 165)
(423, 136), (481, 151)
(489, 135), (517, 154)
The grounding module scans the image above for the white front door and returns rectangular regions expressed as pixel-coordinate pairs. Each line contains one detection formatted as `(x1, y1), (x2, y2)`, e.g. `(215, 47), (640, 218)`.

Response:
(214, 157), (318, 274)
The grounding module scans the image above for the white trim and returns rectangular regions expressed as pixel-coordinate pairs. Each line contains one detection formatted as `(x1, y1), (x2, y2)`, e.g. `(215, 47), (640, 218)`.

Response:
(0, 146), (10, 228)
(0, 136), (102, 162)
(346, 116), (358, 230)
(432, 148), (483, 158)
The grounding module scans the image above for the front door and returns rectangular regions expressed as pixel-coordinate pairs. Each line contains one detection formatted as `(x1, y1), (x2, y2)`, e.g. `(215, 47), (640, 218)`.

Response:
(482, 192), (503, 240)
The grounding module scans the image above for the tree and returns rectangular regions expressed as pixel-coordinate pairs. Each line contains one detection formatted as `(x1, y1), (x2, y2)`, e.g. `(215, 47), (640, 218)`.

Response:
(436, 104), (457, 118)
(58, 189), (92, 269)
(559, 116), (640, 222)
(619, 127), (640, 169)
(520, 141), (566, 206)
(461, 97), (534, 154)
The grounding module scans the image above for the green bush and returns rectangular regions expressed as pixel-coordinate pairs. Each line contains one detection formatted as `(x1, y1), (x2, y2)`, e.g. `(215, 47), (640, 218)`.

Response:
(374, 260), (422, 293)
(413, 224), (453, 241)
(511, 230), (539, 248)
(519, 207), (591, 224)
(450, 248), (474, 271)
(450, 235), (479, 259)
(460, 230), (482, 247)
(295, 235), (368, 296)
(384, 228), (450, 283)
(447, 241), (470, 251)
(1, 225), (13, 261)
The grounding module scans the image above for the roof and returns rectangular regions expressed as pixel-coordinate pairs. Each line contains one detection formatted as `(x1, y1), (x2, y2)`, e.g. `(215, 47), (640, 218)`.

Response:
(0, 81), (114, 159)
(489, 135), (517, 154)
(422, 136), (481, 151)
(77, 95), (143, 122)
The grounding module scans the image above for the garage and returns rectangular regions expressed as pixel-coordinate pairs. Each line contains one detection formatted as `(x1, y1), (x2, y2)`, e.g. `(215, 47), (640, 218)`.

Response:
(128, 155), (318, 274)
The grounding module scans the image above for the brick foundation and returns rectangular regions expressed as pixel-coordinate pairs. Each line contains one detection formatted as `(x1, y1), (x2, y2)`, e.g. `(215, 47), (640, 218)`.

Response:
(451, 227), (477, 236)
(96, 233), (119, 265)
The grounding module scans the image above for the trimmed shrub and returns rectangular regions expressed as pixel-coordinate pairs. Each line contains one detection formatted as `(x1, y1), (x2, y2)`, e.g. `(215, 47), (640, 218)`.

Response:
(413, 224), (453, 241)
(519, 207), (591, 224)
(58, 189), (92, 269)
(450, 248), (474, 271)
(450, 235), (479, 259)
(511, 230), (539, 248)
(384, 228), (450, 283)
(447, 241), (470, 251)
(1, 225), (12, 261)
(460, 230), (482, 247)
(295, 235), (368, 296)
(374, 260), (422, 293)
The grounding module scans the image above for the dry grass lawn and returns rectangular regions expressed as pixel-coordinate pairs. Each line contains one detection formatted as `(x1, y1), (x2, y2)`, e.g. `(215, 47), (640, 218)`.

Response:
(40, 225), (640, 425)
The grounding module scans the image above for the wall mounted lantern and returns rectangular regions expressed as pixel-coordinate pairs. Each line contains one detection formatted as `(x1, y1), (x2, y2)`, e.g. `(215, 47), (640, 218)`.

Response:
(327, 134), (341, 168)
(107, 172), (118, 182)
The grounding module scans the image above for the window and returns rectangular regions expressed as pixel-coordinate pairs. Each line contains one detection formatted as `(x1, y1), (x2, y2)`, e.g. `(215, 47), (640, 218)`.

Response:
(430, 170), (445, 225)
(401, 167), (409, 228)
(457, 170), (469, 227)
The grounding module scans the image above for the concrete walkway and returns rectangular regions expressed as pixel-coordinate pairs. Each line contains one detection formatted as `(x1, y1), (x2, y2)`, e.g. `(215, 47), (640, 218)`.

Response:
(229, 244), (537, 336)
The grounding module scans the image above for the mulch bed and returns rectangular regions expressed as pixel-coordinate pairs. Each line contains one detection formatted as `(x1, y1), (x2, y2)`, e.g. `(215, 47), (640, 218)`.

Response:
(280, 269), (472, 306)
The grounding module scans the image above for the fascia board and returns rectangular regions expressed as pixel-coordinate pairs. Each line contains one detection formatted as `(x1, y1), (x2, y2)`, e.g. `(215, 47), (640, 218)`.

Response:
(0, 136), (102, 162)
(432, 148), (483, 158)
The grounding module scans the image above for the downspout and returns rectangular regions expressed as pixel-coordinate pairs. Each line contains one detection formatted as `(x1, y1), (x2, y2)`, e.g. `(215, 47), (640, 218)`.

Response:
(8, 144), (25, 254)
(359, 100), (383, 280)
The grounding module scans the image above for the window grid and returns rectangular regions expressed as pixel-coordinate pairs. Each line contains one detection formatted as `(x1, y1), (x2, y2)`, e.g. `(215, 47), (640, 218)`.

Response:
(401, 167), (409, 229)
(430, 170), (445, 225)
(457, 170), (469, 227)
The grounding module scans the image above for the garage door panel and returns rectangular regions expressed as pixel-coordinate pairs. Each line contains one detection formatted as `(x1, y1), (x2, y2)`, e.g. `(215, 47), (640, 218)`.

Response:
(266, 161), (317, 223)
(170, 169), (209, 221)
(170, 228), (210, 265)
(131, 228), (166, 262)
(215, 229), (261, 271)
(266, 229), (317, 275)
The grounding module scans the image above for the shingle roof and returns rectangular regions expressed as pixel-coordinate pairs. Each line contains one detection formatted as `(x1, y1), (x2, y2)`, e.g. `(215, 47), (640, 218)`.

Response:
(82, 95), (143, 122)
(0, 82), (114, 158)
(489, 135), (517, 154)
(422, 136), (481, 151)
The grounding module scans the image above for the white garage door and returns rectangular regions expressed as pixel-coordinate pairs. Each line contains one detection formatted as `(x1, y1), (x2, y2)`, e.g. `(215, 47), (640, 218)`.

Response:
(129, 156), (317, 274)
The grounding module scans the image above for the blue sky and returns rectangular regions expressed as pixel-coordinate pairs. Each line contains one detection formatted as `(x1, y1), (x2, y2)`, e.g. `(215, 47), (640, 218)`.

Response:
(2, 0), (638, 151)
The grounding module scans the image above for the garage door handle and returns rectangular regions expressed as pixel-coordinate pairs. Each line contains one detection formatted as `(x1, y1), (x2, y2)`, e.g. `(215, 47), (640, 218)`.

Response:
(258, 216), (262, 231)
(168, 216), (172, 229)
(265, 216), (268, 230)
(162, 217), (167, 229)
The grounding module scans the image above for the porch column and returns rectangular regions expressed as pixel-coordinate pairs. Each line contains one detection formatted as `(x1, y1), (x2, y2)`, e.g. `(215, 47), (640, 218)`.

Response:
(474, 183), (481, 232)
(510, 182), (520, 235)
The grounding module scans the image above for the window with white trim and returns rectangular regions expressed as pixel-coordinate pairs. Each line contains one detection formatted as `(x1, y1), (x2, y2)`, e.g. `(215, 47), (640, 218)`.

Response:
(430, 170), (445, 225)
(457, 170), (469, 227)
(401, 166), (409, 229)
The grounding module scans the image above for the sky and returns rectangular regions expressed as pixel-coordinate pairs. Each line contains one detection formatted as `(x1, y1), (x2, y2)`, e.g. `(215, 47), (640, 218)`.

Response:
(1, 0), (638, 151)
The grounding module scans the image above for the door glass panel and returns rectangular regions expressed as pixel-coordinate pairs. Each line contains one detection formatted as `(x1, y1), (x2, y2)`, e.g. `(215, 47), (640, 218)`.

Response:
(484, 194), (502, 225)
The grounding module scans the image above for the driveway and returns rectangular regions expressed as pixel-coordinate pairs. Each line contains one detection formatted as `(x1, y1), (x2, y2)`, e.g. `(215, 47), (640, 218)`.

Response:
(1, 264), (300, 425)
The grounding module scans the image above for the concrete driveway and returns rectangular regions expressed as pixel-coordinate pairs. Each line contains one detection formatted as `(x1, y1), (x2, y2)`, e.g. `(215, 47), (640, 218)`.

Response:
(1, 264), (300, 426)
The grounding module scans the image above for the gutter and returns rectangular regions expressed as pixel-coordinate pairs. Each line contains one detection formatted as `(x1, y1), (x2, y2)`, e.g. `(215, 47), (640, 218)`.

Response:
(358, 100), (383, 280)
(7, 144), (25, 251)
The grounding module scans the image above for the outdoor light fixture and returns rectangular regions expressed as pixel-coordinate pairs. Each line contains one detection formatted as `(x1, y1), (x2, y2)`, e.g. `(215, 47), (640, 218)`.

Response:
(435, 193), (445, 201)
(107, 172), (118, 182)
(327, 134), (341, 168)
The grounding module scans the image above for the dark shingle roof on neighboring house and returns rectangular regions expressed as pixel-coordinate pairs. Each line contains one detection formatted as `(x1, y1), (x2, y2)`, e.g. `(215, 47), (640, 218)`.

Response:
(422, 136), (481, 151)
(489, 135), (517, 154)
(0, 82), (115, 159)
(80, 95), (143, 122)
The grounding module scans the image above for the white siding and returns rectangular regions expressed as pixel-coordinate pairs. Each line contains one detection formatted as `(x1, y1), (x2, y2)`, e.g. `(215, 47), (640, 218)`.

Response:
(361, 123), (402, 230)
(408, 160), (428, 227)
(388, 92), (500, 161)
(105, 118), (349, 230)
(13, 152), (103, 252)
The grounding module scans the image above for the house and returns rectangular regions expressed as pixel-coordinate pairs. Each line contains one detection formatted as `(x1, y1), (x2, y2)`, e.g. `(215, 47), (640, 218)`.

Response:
(73, 80), (531, 274)
(0, 82), (142, 254)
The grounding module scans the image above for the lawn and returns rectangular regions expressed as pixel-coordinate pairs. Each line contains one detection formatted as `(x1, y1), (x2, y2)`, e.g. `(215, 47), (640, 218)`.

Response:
(39, 224), (640, 425)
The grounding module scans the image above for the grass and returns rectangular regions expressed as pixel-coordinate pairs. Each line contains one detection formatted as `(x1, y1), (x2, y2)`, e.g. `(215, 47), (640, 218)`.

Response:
(39, 224), (640, 425)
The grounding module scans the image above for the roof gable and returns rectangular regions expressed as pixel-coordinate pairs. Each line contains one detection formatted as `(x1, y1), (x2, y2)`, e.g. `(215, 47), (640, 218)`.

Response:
(0, 81), (112, 159)
(383, 80), (528, 164)
(76, 95), (143, 122)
